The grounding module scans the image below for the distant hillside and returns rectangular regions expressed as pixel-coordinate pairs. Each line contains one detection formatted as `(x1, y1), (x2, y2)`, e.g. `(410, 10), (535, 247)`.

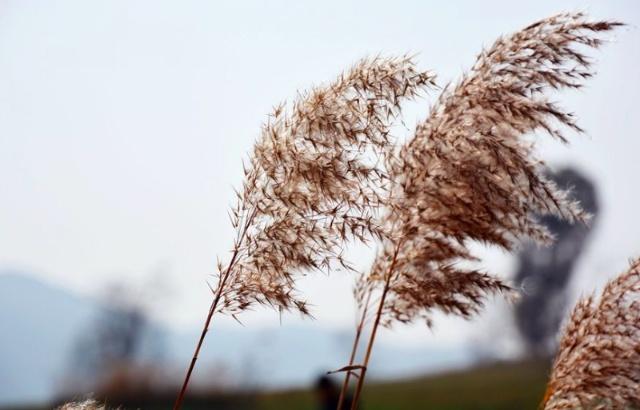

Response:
(0, 271), (98, 406)
(0, 271), (472, 407)
(258, 359), (550, 410)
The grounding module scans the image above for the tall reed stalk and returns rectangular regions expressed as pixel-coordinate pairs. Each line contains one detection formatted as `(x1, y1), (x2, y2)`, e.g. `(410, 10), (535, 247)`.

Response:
(335, 274), (373, 410)
(349, 242), (401, 408)
(174, 212), (254, 409)
(337, 13), (621, 410)
(173, 57), (435, 409)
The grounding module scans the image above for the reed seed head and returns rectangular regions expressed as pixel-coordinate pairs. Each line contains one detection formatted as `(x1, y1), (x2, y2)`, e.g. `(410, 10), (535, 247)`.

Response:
(216, 56), (436, 317)
(543, 259), (640, 410)
(57, 400), (106, 410)
(361, 12), (621, 328)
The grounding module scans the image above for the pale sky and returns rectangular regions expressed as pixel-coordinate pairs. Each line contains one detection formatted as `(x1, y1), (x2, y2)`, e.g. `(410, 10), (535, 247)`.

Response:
(1, 0), (639, 350)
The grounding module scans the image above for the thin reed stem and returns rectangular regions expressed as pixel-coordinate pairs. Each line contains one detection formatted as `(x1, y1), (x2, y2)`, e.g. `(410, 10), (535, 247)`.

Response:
(173, 250), (237, 410)
(350, 243), (401, 410)
(173, 209), (256, 410)
(336, 290), (372, 410)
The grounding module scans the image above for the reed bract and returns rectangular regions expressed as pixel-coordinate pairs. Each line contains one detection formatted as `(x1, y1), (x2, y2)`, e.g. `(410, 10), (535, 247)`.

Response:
(543, 259), (640, 410)
(173, 11), (623, 410)
(57, 400), (106, 410)
(337, 13), (622, 409)
(174, 56), (436, 408)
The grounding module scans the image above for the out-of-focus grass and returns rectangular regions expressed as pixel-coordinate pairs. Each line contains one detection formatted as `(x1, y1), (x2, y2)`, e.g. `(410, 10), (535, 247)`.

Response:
(2, 360), (549, 410)
(256, 360), (550, 410)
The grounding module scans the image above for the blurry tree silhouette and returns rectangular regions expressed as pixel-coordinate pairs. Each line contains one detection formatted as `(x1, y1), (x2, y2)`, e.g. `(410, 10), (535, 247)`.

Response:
(64, 283), (166, 397)
(513, 167), (599, 357)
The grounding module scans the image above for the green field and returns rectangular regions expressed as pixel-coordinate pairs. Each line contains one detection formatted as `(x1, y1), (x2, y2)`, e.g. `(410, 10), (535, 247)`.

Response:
(257, 360), (550, 410)
(4, 360), (550, 410)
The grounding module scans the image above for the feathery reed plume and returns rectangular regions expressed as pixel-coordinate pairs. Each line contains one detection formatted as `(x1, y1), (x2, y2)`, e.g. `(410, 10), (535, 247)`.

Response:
(341, 13), (622, 409)
(174, 56), (436, 409)
(57, 400), (106, 410)
(543, 259), (640, 410)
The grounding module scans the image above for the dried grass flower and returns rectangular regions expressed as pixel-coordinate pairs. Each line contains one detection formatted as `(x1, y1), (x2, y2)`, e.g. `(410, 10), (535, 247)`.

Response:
(543, 259), (640, 410)
(175, 55), (436, 409)
(342, 12), (622, 410)
(57, 400), (106, 410)
(217, 55), (436, 317)
(375, 11), (621, 328)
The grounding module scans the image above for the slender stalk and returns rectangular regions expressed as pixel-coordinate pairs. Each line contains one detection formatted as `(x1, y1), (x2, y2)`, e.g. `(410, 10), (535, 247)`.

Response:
(350, 244), (401, 410)
(173, 209), (255, 410)
(172, 250), (237, 410)
(336, 289), (372, 410)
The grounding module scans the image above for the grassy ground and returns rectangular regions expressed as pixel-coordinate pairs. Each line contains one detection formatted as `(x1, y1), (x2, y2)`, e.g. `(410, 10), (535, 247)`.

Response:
(257, 360), (550, 410)
(3, 360), (550, 410)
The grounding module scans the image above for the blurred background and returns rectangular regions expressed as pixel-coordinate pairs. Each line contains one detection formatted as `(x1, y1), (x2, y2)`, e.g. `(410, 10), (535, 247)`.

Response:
(1, 1), (638, 409)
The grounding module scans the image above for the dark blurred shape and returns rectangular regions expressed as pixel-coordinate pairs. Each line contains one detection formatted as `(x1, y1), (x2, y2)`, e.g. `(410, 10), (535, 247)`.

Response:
(514, 167), (599, 357)
(63, 284), (166, 398)
(315, 375), (354, 410)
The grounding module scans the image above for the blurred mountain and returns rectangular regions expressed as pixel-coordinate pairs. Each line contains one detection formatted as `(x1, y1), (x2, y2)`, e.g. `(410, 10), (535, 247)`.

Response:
(0, 271), (470, 406)
(0, 271), (99, 405)
(166, 324), (470, 391)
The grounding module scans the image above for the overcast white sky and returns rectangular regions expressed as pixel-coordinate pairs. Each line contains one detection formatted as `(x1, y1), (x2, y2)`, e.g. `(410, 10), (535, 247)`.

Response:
(1, 0), (639, 350)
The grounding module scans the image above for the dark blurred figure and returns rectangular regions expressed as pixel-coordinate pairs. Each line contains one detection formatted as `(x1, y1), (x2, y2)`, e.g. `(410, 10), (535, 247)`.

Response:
(514, 167), (599, 357)
(315, 375), (354, 410)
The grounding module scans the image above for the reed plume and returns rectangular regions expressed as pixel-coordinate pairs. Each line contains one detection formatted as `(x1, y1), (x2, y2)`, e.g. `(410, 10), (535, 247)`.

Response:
(340, 13), (622, 409)
(543, 259), (640, 410)
(58, 400), (106, 410)
(174, 56), (436, 409)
